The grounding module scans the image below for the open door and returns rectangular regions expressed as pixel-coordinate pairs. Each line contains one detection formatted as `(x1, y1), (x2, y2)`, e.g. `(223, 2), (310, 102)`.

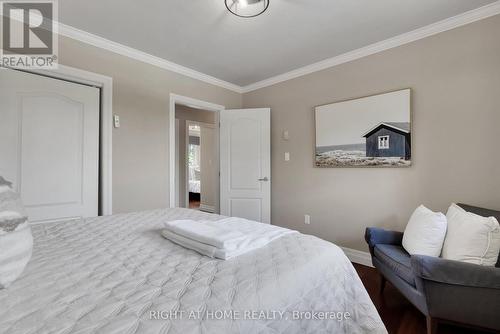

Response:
(219, 108), (271, 224)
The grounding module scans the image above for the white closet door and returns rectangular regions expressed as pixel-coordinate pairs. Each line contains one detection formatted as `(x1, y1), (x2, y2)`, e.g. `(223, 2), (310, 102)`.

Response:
(0, 69), (100, 222)
(220, 108), (271, 224)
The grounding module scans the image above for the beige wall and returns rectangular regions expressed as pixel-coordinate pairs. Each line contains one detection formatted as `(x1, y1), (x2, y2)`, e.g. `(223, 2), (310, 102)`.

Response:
(58, 15), (500, 252)
(58, 36), (241, 214)
(242, 15), (500, 251)
(175, 105), (217, 209)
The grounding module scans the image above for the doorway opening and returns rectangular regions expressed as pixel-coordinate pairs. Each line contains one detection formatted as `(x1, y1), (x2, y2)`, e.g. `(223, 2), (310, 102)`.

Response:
(187, 123), (202, 209)
(174, 101), (221, 213)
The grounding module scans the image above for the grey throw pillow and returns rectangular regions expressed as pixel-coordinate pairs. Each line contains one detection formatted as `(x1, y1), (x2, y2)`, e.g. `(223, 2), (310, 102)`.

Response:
(0, 176), (28, 233)
(0, 176), (33, 289)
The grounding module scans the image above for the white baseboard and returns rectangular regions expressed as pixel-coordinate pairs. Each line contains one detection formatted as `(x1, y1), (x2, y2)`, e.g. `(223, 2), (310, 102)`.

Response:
(341, 247), (373, 268)
(199, 204), (215, 213)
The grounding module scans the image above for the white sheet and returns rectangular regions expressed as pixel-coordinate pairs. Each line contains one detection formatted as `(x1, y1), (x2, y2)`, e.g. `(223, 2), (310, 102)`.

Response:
(162, 218), (297, 259)
(164, 219), (246, 249)
(161, 229), (218, 257)
(164, 217), (295, 247)
(0, 208), (387, 334)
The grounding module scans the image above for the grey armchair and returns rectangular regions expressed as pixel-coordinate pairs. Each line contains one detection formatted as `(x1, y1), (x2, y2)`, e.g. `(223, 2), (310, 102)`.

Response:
(365, 204), (500, 334)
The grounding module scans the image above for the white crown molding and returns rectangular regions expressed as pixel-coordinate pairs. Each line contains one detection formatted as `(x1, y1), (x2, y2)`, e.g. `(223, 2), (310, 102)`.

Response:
(242, 1), (500, 93)
(56, 23), (243, 93)
(52, 1), (500, 95)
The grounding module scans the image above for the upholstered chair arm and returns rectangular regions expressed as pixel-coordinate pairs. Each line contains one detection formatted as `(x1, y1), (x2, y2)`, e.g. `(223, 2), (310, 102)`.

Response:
(411, 255), (500, 289)
(365, 227), (404, 255)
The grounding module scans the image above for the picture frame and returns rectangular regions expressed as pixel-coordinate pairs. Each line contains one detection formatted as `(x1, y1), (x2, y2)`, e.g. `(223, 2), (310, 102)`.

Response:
(314, 89), (412, 168)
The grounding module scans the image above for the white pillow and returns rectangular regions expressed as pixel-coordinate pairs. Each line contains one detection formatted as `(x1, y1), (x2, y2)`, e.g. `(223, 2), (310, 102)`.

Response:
(402, 205), (447, 257)
(441, 204), (500, 266)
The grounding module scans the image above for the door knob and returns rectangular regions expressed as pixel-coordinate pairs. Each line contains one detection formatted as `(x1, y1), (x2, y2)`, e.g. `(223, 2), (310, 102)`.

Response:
(258, 177), (269, 181)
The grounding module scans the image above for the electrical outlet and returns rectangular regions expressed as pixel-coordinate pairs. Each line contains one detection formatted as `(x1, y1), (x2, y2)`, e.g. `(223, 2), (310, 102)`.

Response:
(283, 130), (289, 140)
(284, 152), (290, 161)
(304, 214), (311, 225)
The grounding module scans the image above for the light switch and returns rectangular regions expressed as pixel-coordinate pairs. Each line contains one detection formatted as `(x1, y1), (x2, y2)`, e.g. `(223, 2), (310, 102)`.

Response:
(113, 115), (120, 128)
(284, 152), (290, 161)
(283, 130), (289, 141)
(304, 214), (311, 225)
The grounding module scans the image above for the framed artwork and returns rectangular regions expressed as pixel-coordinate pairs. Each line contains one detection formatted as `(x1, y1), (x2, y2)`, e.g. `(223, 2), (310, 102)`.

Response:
(315, 89), (411, 167)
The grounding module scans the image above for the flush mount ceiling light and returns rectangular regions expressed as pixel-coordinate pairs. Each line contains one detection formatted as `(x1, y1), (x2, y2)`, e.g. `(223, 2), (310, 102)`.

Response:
(225, 0), (269, 18)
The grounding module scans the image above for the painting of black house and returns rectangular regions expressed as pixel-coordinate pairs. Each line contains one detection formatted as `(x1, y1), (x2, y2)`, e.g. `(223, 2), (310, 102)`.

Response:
(315, 88), (411, 167)
(362, 122), (411, 160)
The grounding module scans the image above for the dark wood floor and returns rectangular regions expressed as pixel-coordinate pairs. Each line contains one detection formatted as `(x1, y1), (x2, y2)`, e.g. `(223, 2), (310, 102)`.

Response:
(189, 199), (200, 209)
(189, 192), (200, 209)
(353, 264), (491, 334)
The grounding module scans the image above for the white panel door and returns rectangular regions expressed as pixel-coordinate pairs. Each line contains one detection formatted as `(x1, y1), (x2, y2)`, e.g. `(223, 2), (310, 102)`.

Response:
(220, 108), (270, 224)
(0, 69), (100, 222)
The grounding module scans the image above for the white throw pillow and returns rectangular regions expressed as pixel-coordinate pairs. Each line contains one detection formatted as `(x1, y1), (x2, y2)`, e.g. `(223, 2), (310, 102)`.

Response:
(402, 205), (447, 257)
(441, 204), (500, 266)
(0, 176), (33, 289)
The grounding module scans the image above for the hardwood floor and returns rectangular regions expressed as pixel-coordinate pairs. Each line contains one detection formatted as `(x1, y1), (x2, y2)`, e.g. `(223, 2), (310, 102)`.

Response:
(189, 199), (200, 209)
(353, 264), (491, 334)
(188, 192), (201, 209)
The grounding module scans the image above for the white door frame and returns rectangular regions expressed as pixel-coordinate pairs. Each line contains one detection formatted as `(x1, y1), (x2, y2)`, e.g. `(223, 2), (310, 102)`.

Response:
(23, 65), (114, 216)
(169, 93), (224, 208)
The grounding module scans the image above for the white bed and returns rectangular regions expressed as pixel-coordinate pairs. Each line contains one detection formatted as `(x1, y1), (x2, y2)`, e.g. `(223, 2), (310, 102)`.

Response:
(0, 209), (386, 334)
(188, 180), (201, 194)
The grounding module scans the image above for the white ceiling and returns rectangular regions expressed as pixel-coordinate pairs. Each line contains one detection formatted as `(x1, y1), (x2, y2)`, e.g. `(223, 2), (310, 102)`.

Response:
(58, 0), (497, 87)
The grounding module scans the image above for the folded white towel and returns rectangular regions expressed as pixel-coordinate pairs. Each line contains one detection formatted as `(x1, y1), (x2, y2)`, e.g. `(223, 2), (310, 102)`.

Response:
(164, 219), (246, 249)
(161, 229), (218, 258)
(162, 217), (297, 260)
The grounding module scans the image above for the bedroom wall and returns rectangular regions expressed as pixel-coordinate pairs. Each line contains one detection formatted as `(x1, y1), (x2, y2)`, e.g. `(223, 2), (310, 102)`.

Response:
(57, 36), (241, 214)
(242, 15), (500, 252)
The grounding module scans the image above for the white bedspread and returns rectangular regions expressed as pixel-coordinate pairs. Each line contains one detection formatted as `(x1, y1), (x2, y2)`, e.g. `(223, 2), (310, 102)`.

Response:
(0, 208), (386, 334)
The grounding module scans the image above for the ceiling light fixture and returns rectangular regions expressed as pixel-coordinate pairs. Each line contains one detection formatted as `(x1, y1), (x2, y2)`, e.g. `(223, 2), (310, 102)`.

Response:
(225, 0), (269, 18)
